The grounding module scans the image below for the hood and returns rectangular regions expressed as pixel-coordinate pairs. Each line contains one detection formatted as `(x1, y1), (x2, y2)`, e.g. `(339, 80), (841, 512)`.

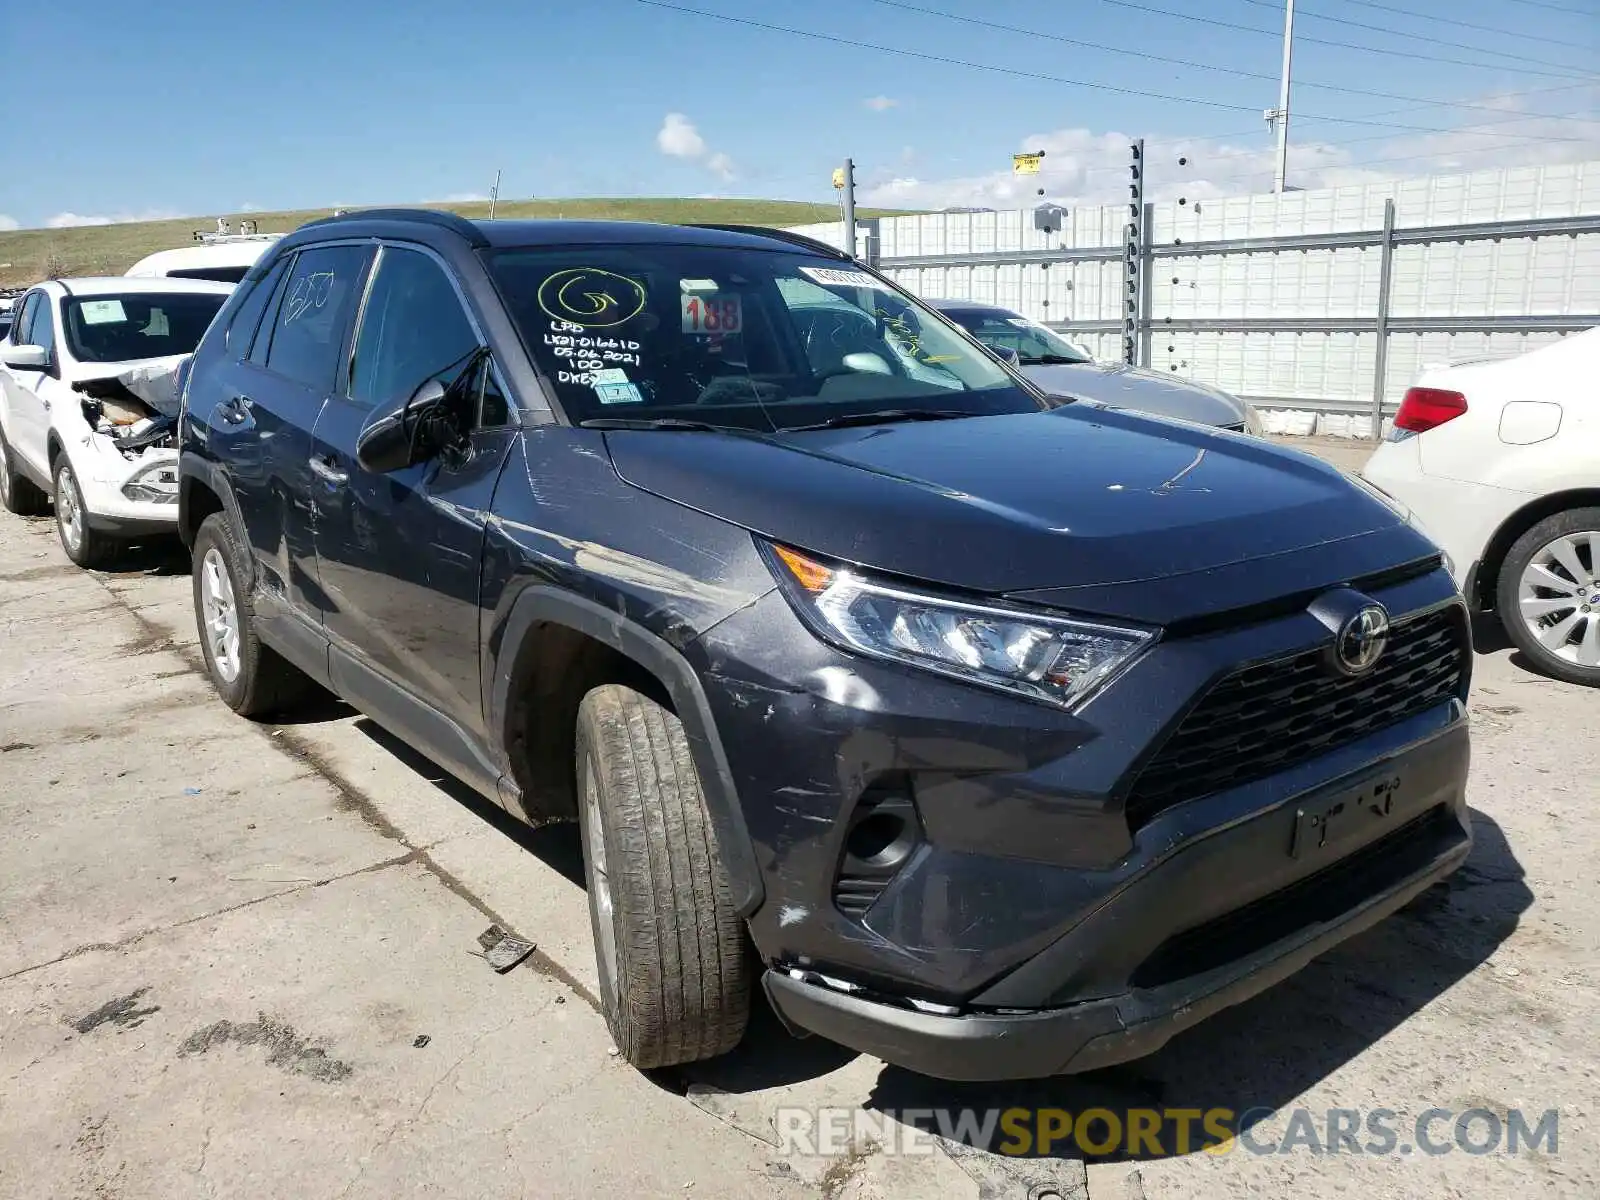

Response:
(1021, 361), (1246, 427)
(606, 407), (1430, 615)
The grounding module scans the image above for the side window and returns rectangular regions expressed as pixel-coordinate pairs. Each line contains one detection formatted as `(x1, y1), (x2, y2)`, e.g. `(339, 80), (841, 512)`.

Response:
(23, 294), (55, 355)
(248, 259), (293, 367)
(227, 257), (289, 358)
(261, 244), (369, 389)
(348, 247), (480, 410)
(7, 294), (35, 344)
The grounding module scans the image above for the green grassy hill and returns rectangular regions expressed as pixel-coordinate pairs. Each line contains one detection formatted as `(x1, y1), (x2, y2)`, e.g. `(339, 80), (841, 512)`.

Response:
(0, 197), (909, 287)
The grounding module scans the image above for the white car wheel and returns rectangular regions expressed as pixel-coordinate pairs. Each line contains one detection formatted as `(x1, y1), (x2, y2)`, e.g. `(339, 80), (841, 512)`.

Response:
(52, 459), (119, 568)
(1499, 509), (1600, 688)
(1517, 532), (1600, 668)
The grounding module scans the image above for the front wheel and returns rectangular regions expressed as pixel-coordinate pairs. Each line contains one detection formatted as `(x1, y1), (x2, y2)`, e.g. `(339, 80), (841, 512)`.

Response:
(191, 512), (313, 716)
(1497, 508), (1600, 687)
(575, 684), (751, 1069)
(54, 458), (121, 569)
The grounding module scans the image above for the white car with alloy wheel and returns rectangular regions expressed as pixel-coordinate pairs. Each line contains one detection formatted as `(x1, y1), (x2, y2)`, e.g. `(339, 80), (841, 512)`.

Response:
(0, 277), (232, 567)
(1363, 327), (1600, 686)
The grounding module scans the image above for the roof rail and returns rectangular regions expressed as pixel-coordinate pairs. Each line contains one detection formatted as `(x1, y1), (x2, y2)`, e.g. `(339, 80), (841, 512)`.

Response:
(299, 207), (489, 247)
(684, 223), (854, 260)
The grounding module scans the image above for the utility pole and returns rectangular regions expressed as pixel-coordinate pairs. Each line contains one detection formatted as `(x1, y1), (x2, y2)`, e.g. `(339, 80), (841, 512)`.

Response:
(488, 168), (503, 219)
(1267, 0), (1296, 193)
(835, 159), (858, 258)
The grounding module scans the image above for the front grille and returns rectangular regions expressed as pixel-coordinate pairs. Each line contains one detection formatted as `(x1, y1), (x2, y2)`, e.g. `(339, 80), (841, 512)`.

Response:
(1124, 606), (1465, 830)
(1130, 804), (1456, 989)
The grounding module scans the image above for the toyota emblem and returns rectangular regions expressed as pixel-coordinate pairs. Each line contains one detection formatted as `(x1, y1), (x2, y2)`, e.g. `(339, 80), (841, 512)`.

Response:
(1334, 604), (1390, 676)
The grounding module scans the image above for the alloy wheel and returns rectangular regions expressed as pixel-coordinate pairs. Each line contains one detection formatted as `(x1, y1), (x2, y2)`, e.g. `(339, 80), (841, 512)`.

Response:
(200, 547), (243, 682)
(1517, 531), (1600, 668)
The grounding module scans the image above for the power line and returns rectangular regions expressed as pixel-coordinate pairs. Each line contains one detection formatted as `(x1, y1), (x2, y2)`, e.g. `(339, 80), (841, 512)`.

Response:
(1233, 0), (1598, 71)
(1083, 0), (1596, 80)
(1493, 0), (1600, 14)
(632, 1), (1597, 139)
(867, 0), (1596, 123)
(1317, 0), (1597, 46)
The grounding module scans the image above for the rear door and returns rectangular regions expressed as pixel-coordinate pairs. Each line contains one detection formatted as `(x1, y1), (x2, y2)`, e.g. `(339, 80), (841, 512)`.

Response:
(208, 243), (371, 621)
(310, 242), (516, 751)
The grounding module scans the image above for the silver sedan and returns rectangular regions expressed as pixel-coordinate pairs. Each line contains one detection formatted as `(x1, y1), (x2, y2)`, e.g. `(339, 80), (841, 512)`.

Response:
(927, 300), (1263, 433)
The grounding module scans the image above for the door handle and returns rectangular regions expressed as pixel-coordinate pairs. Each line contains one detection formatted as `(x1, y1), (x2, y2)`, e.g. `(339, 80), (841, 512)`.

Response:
(308, 454), (348, 485)
(219, 395), (252, 425)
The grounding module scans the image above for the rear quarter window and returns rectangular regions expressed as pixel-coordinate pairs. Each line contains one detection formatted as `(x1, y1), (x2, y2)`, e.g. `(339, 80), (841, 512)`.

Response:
(227, 258), (289, 358)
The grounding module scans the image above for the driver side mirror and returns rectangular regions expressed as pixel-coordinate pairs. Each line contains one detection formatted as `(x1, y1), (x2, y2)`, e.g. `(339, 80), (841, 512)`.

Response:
(1, 344), (48, 370)
(994, 345), (1021, 367)
(355, 378), (453, 474)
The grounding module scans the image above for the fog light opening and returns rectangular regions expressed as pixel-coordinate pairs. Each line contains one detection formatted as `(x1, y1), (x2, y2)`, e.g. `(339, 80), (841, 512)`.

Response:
(846, 811), (916, 868)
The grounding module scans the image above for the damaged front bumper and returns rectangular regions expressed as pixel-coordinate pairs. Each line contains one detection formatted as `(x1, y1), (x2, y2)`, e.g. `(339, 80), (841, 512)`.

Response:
(69, 357), (185, 533)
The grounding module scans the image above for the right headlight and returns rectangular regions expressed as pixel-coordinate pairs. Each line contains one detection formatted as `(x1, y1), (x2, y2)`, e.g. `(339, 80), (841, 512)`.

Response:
(763, 542), (1155, 710)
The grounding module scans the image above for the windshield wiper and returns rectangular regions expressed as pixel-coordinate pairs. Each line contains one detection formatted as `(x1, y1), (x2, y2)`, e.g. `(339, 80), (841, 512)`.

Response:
(780, 408), (974, 432)
(1020, 354), (1088, 366)
(578, 417), (733, 432)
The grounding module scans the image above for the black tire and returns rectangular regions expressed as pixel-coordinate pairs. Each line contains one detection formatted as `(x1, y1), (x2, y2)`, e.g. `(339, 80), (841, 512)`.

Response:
(0, 423), (49, 516)
(53, 457), (122, 569)
(191, 512), (313, 716)
(1496, 507), (1600, 688)
(575, 683), (750, 1069)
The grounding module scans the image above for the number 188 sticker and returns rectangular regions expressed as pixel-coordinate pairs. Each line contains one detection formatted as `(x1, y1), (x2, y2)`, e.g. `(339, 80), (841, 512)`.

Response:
(682, 293), (742, 335)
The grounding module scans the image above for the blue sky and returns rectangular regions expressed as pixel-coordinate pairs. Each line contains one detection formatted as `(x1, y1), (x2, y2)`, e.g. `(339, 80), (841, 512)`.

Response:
(2, 0), (1595, 228)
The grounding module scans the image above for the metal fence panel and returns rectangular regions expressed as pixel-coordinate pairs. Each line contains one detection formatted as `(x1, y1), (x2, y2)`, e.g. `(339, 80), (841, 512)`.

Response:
(791, 160), (1600, 415)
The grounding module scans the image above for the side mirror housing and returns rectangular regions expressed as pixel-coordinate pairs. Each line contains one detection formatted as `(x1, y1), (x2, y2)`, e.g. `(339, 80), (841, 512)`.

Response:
(995, 345), (1021, 367)
(1, 344), (49, 370)
(355, 378), (450, 474)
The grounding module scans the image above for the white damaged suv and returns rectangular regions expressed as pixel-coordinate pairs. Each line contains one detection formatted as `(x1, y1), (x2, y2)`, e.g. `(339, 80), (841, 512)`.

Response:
(0, 277), (231, 566)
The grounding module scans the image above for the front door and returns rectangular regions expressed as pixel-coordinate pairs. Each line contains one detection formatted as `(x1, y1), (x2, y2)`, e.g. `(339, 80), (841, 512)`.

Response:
(1, 292), (58, 476)
(309, 244), (516, 744)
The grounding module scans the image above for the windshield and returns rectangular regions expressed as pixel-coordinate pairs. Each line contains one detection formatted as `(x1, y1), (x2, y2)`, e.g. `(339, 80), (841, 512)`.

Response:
(943, 309), (1092, 366)
(63, 292), (227, 363)
(487, 245), (1047, 430)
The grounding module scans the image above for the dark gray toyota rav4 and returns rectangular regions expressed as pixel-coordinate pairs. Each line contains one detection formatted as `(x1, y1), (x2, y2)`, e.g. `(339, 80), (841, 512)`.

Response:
(178, 209), (1471, 1080)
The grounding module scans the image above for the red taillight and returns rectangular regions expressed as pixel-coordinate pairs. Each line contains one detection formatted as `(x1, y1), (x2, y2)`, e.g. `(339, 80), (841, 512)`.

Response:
(1394, 386), (1468, 433)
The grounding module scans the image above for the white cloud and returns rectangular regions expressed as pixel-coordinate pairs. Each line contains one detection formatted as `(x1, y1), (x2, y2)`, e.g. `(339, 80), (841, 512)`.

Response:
(45, 208), (182, 229)
(440, 191), (489, 203)
(47, 212), (114, 228)
(858, 103), (1600, 211)
(657, 113), (708, 160)
(238, 202), (263, 213)
(656, 113), (736, 180)
(0, 214), (18, 232)
(864, 96), (898, 112)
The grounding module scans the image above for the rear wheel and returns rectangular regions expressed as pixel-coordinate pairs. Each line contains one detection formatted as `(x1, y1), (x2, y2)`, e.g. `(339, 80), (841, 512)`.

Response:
(53, 458), (122, 569)
(1497, 508), (1600, 687)
(191, 512), (313, 716)
(575, 683), (751, 1069)
(0, 424), (48, 516)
